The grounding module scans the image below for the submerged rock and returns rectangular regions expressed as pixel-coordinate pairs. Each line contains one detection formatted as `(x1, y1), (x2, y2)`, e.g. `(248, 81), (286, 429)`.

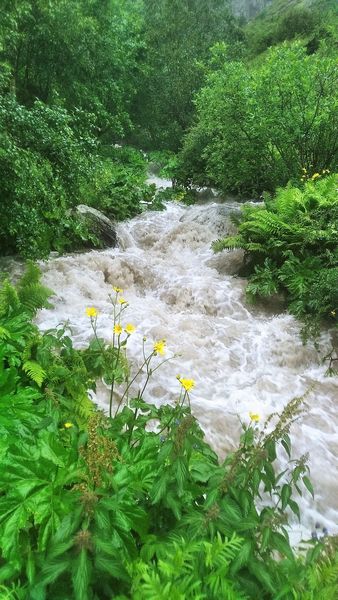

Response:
(77, 204), (118, 248)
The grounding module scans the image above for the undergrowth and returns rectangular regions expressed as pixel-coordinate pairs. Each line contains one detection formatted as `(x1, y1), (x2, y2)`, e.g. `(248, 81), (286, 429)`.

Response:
(0, 265), (337, 598)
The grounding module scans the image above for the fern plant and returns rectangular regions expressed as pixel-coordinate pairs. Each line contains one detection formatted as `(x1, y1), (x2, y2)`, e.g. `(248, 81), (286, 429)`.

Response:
(0, 262), (53, 319)
(213, 175), (338, 337)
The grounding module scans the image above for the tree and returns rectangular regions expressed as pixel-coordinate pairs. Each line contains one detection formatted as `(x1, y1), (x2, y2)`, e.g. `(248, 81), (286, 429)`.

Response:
(0, 0), (144, 139)
(131, 0), (244, 150)
(178, 43), (338, 194)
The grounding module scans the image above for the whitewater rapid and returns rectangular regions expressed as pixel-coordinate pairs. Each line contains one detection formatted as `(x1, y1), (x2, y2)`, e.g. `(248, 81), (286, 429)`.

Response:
(34, 196), (337, 543)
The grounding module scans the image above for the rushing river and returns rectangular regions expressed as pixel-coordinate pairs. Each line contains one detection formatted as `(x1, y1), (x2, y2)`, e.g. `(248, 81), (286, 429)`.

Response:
(32, 186), (337, 544)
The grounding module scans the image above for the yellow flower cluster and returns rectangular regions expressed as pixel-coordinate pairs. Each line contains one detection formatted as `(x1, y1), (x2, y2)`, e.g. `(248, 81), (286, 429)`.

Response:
(64, 422), (73, 429)
(249, 412), (260, 422)
(301, 168), (330, 182)
(153, 339), (166, 355)
(113, 286), (123, 293)
(85, 307), (98, 318)
(114, 323), (136, 335)
(178, 377), (195, 392)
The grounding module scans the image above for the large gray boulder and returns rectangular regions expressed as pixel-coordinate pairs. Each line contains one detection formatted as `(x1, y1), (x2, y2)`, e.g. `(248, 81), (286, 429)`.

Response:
(77, 205), (118, 248)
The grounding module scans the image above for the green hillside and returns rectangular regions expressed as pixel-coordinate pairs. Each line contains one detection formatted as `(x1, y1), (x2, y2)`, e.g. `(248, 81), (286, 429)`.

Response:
(244, 0), (338, 55)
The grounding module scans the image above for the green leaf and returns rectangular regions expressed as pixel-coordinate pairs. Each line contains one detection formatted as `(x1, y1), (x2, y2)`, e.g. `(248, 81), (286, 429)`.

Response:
(23, 360), (46, 387)
(175, 457), (189, 494)
(0, 326), (10, 339)
(220, 498), (242, 523)
(72, 548), (91, 600)
(270, 532), (294, 561)
(288, 499), (301, 521)
(265, 439), (277, 461)
(95, 555), (129, 582)
(281, 484), (292, 510)
(261, 527), (271, 552)
(248, 559), (275, 593)
(281, 434), (291, 458)
(230, 540), (253, 575)
(38, 557), (70, 586)
(190, 458), (214, 483)
(302, 475), (314, 498)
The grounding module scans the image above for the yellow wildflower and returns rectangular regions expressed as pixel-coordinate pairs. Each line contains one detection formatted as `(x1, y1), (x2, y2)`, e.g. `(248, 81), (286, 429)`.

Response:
(113, 286), (123, 293)
(302, 167), (307, 173)
(178, 377), (195, 392)
(64, 422), (73, 429)
(118, 297), (128, 305)
(114, 324), (123, 335)
(125, 323), (136, 334)
(153, 339), (166, 355)
(249, 412), (260, 422)
(331, 310), (336, 317)
(311, 173), (320, 180)
(85, 307), (98, 318)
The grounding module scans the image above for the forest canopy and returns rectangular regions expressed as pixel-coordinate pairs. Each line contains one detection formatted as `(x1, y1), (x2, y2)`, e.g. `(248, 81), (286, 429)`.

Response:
(0, 2), (338, 599)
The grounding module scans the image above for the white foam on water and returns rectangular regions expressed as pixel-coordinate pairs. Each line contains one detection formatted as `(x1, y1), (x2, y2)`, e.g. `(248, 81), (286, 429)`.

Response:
(34, 197), (337, 544)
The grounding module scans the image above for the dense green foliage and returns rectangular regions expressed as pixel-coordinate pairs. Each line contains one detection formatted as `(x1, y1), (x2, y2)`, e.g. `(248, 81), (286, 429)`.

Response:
(1, 0), (337, 260)
(244, 0), (337, 56)
(177, 43), (338, 195)
(0, 0), (143, 135)
(213, 175), (338, 336)
(0, 0), (153, 258)
(131, 0), (244, 151)
(0, 82), (150, 257)
(0, 269), (337, 599)
(0, 2), (337, 598)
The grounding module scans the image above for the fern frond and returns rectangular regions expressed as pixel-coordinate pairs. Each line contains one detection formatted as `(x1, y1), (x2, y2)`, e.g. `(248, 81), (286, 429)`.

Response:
(18, 283), (53, 316)
(212, 236), (243, 252)
(0, 281), (20, 317)
(22, 360), (46, 387)
(274, 184), (305, 219)
(18, 261), (41, 288)
(0, 326), (11, 339)
(73, 392), (93, 425)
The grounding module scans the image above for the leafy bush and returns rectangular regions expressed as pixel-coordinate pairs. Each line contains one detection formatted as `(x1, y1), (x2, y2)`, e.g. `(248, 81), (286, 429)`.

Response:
(148, 150), (179, 180)
(245, 6), (322, 55)
(81, 145), (155, 221)
(178, 43), (338, 195)
(0, 90), (152, 257)
(0, 2), (152, 259)
(212, 175), (338, 336)
(0, 267), (337, 598)
(0, 93), (100, 258)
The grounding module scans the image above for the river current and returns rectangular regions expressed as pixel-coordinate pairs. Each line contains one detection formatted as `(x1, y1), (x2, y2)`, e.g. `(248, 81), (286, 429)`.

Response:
(32, 184), (337, 543)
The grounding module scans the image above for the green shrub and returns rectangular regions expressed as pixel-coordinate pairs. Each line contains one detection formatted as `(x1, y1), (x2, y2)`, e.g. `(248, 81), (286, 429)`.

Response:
(0, 93), (153, 257)
(0, 95), (100, 258)
(81, 146), (154, 221)
(178, 43), (338, 196)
